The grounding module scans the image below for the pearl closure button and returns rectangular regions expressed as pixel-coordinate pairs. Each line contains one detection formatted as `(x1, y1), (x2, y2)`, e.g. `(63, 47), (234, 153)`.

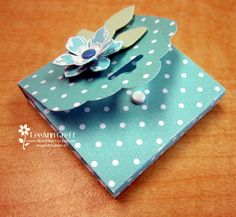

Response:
(131, 91), (146, 104)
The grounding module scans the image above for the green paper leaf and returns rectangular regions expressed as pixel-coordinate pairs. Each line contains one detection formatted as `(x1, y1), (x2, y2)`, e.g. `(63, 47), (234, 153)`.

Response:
(115, 27), (147, 49)
(77, 29), (93, 40)
(104, 5), (135, 37)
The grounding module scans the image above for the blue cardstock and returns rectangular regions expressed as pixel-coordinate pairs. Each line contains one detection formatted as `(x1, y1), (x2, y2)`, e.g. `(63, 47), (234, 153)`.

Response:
(18, 46), (225, 197)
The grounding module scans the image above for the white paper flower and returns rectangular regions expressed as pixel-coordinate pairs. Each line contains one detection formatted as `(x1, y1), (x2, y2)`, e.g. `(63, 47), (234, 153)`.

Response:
(53, 27), (123, 77)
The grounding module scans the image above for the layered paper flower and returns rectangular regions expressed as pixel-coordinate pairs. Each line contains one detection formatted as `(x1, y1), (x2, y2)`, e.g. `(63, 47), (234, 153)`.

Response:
(53, 27), (123, 77)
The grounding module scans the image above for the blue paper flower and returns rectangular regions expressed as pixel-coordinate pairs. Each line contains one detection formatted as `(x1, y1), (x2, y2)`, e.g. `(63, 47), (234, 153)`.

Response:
(53, 27), (123, 77)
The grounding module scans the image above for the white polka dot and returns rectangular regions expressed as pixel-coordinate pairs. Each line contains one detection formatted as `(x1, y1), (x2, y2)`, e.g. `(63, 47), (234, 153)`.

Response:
(166, 60), (171, 65)
(178, 103), (185, 109)
(91, 161), (98, 168)
(122, 80), (129, 84)
(153, 29), (159, 34)
(116, 140), (123, 147)
(81, 89), (87, 94)
(95, 141), (102, 148)
(103, 106), (110, 112)
(160, 104), (167, 110)
(198, 72), (204, 77)
(101, 84), (108, 89)
(69, 82), (75, 86)
(126, 90), (132, 95)
(141, 17), (146, 22)
(61, 94), (67, 98)
(59, 125), (65, 131)
(155, 19), (160, 23)
(197, 87), (203, 92)
(99, 123), (106, 129)
(158, 120), (165, 126)
(151, 39), (157, 44)
(183, 59), (189, 64)
(32, 91), (38, 95)
(168, 32), (175, 36)
(164, 74), (170, 79)
(196, 102), (203, 108)
(119, 122), (126, 128)
(177, 120), (184, 126)
(123, 105), (129, 111)
(170, 21), (176, 26)
(44, 109), (50, 114)
(133, 45), (139, 49)
(41, 98), (48, 103)
(130, 56), (136, 60)
(141, 104), (148, 110)
(162, 88), (168, 94)
(112, 160), (119, 166)
(181, 73), (187, 78)
(52, 107), (59, 111)
(84, 107), (91, 113)
(24, 84), (29, 89)
(58, 75), (63, 80)
(111, 61), (117, 65)
(73, 102), (80, 107)
(144, 89), (150, 94)
(50, 86), (56, 91)
(79, 124), (86, 130)
(136, 139), (143, 145)
(146, 61), (152, 66)
(148, 50), (155, 54)
(133, 158), (140, 165)
(75, 142), (81, 149)
(214, 86), (220, 92)
(108, 180), (115, 187)
(139, 121), (145, 127)
(48, 70), (54, 74)
(143, 73), (150, 79)
(40, 80), (46, 84)
(32, 74), (37, 78)
(180, 88), (186, 93)
(156, 138), (163, 144)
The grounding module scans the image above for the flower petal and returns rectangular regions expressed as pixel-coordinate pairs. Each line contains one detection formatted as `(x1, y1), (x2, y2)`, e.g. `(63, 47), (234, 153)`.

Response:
(104, 40), (123, 56)
(90, 57), (110, 72)
(92, 27), (110, 46)
(66, 36), (88, 55)
(64, 65), (87, 78)
(99, 39), (114, 54)
(53, 54), (79, 66)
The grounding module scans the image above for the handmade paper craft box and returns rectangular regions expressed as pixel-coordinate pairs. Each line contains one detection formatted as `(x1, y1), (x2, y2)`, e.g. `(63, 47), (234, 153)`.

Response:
(18, 6), (225, 197)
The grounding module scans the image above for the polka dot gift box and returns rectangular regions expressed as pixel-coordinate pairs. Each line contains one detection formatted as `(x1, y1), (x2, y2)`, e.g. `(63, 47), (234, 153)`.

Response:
(18, 6), (225, 197)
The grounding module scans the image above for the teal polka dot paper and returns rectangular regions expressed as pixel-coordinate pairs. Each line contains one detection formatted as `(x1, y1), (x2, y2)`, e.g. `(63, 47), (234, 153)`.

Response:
(18, 15), (177, 111)
(18, 46), (225, 197)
